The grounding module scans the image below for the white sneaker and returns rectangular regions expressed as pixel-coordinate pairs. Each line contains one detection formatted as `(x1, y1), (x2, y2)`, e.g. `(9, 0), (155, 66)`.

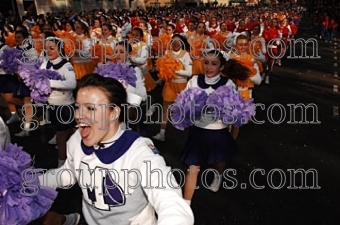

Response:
(146, 107), (156, 117)
(261, 72), (266, 81)
(265, 76), (270, 85)
(48, 134), (57, 145)
(40, 120), (47, 126)
(63, 213), (81, 225)
(15, 130), (30, 137)
(209, 174), (222, 192)
(277, 60), (282, 66)
(152, 132), (165, 141)
(6, 113), (20, 124)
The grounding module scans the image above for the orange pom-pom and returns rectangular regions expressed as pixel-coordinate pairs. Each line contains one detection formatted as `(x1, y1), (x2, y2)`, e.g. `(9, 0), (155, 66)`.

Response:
(234, 55), (257, 88)
(91, 44), (114, 65)
(155, 54), (184, 81)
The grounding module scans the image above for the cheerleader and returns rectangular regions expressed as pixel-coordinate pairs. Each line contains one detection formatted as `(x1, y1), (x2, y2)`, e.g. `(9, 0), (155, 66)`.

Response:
(2, 31), (38, 137)
(250, 24), (267, 78)
(182, 50), (249, 204)
(39, 73), (194, 225)
(72, 20), (94, 80)
(90, 18), (102, 41)
(277, 18), (292, 66)
(187, 22), (211, 75)
(0, 37), (18, 127)
(153, 34), (192, 141)
(205, 16), (220, 37)
(91, 23), (116, 66)
(52, 20), (64, 37)
(138, 21), (154, 73)
(129, 27), (156, 93)
(185, 21), (196, 38)
(229, 34), (262, 140)
(212, 22), (233, 51)
(112, 40), (147, 104)
(119, 16), (132, 40)
(40, 35), (76, 167)
(65, 20), (76, 37)
(262, 18), (281, 84)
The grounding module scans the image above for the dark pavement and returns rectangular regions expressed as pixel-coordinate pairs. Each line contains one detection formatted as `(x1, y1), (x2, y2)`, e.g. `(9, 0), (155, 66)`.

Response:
(1, 16), (339, 225)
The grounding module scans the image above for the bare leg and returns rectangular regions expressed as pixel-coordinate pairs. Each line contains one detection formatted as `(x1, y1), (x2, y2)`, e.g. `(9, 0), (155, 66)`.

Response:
(160, 101), (172, 130)
(22, 97), (33, 123)
(230, 126), (239, 140)
(184, 165), (201, 201)
(2, 93), (23, 112)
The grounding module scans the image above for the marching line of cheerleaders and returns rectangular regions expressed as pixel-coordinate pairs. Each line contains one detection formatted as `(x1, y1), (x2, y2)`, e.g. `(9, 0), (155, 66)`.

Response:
(0, 4), (304, 225)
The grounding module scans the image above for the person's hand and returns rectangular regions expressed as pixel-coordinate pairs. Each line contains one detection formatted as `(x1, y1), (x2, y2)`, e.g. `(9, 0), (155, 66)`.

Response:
(174, 70), (181, 76)
(118, 78), (128, 88)
(42, 211), (66, 225)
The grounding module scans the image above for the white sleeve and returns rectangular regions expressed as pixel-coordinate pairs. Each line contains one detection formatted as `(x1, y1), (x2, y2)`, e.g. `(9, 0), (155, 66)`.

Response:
(129, 44), (147, 65)
(205, 37), (215, 50)
(146, 33), (152, 48)
(175, 52), (192, 77)
(185, 75), (197, 89)
(49, 62), (77, 90)
(183, 26), (188, 33)
(76, 38), (92, 58)
(225, 32), (234, 50)
(125, 67), (147, 102)
(249, 60), (262, 85)
(134, 139), (194, 225)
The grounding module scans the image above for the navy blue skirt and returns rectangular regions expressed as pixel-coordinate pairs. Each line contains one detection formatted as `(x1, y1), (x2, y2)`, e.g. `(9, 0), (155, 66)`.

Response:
(16, 81), (31, 97)
(181, 126), (238, 166)
(0, 74), (19, 93)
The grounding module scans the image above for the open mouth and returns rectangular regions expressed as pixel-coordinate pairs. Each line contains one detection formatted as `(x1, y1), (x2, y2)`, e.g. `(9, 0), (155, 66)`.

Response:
(76, 122), (91, 139)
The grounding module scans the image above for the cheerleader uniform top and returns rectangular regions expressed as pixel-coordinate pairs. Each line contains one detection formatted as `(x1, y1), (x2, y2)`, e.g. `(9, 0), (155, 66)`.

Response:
(186, 74), (237, 130)
(40, 57), (76, 105)
(39, 126), (194, 225)
(73, 34), (92, 63)
(97, 35), (118, 52)
(130, 41), (148, 74)
(17, 43), (38, 61)
(164, 49), (192, 83)
(123, 62), (147, 105)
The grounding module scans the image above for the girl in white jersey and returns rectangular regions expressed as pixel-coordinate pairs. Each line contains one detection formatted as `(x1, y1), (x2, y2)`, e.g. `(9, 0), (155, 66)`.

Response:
(39, 73), (194, 225)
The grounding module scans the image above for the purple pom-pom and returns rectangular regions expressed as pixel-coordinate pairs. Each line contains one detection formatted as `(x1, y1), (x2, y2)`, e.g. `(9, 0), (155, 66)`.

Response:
(0, 144), (58, 225)
(18, 62), (63, 103)
(206, 85), (256, 127)
(0, 48), (23, 74)
(95, 62), (137, 87)
(171, 88), (208, 130)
